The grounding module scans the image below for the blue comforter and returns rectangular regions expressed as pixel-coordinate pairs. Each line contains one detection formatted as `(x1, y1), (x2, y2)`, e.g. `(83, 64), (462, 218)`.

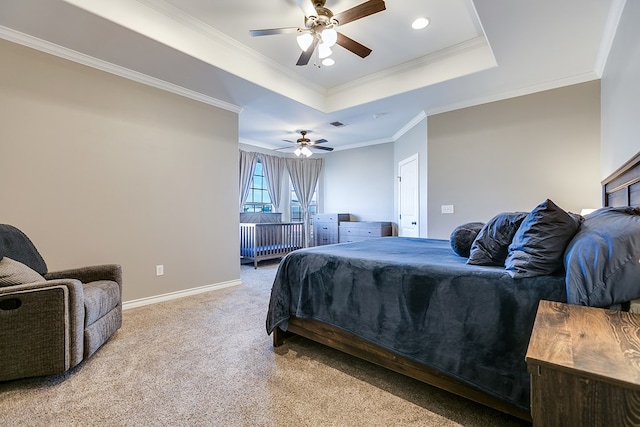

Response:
(266, 237), (567, 411)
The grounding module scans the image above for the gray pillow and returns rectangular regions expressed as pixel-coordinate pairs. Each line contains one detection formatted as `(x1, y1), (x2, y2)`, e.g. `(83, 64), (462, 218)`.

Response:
(564, 207), (640, 306)
(468, 212), (528, 266)
(505, 199), (581, 278)
(450, 222), (485, 257)
(0, 257), (46, 287)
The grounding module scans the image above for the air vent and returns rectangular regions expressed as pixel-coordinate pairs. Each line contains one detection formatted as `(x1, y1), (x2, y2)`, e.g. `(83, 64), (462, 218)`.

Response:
(330, 121), (346, 127)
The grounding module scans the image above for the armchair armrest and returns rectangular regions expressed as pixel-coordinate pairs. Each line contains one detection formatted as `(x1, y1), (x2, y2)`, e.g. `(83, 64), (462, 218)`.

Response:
(45, 264), (122, 292)
(0, 279), (84, 381)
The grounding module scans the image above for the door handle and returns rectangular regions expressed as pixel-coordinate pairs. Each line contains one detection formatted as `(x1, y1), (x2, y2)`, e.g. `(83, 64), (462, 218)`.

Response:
(411, 222), (417, 225)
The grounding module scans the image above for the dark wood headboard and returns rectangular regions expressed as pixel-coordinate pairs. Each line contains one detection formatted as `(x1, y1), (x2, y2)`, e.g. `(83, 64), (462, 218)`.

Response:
(602, 151), (640, 207)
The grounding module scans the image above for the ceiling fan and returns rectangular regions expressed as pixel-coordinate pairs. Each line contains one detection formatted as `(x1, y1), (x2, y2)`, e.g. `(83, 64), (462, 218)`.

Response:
(249, 0), (386, 66)
(279, 131), (334, 156)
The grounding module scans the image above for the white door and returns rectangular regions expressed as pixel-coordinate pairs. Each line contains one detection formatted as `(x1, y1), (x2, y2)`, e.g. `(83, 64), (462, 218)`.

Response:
(398, 154), (419, 237)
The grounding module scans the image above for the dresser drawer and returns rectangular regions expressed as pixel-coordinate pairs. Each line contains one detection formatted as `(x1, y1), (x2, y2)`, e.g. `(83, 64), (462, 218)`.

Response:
(314, 213), (350, 223)
(315, 233), (339, 245)
(338, 221), (392, 242)
(315, 223), (338, 235)
(313, 214), (350, 246)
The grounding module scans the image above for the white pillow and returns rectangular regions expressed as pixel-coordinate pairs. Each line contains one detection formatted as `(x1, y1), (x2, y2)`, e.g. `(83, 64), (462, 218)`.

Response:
(0, 257), (46, 287)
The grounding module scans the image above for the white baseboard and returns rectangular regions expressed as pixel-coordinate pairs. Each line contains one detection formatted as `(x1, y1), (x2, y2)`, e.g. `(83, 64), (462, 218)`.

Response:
(122, 279), (241, 310)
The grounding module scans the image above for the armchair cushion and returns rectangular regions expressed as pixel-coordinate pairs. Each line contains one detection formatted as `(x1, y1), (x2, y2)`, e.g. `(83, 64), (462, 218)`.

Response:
(0, 257), (45, 287)
(83, 280), (121, 326)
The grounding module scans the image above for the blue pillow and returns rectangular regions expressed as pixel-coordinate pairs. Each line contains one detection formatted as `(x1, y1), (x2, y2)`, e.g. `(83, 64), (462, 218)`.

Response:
(450, 222), (485, 257)
(505, 199), (581, 278)
(564, 207), (640, 307)
(467, 212), (528, 266)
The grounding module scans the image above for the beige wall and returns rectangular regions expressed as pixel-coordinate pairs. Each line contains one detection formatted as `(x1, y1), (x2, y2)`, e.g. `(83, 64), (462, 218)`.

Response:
(427, 81), (601, 239)
(0, 39), (240, 302)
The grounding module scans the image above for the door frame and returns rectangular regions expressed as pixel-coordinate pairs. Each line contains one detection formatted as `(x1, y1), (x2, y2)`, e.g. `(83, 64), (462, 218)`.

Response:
(398, 153), (420, 237)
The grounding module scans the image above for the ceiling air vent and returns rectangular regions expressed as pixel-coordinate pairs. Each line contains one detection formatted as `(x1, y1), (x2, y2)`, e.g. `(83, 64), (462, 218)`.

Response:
(330, 121), (346, 127)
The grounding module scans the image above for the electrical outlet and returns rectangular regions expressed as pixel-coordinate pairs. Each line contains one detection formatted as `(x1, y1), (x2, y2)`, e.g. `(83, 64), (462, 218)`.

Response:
(441, 204), (455, 214)
(156, 265), (164, 276)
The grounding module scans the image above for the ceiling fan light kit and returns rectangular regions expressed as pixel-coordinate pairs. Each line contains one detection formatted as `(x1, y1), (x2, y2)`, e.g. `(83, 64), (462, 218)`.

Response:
(322, 58), (335, 66)
(282, 130), (335, 157)
(318, 43), (332, 59)
(296, 33), (314, 51)
(250, 0), (386, 67)
(295, 146), (313, 157)
(321, 27), (338, 47)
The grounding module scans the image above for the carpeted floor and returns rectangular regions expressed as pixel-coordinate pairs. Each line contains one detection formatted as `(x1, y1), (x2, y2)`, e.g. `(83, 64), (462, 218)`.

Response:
(0, 260), (530, 426)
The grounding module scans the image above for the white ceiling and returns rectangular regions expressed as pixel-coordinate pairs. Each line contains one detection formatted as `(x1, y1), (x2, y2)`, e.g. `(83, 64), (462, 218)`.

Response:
(0, 0), (624, 153)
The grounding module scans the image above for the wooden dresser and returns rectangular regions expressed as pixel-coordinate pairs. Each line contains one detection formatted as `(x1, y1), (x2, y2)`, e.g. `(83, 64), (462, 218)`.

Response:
(338, 221), (392, 243)
(526, 300), (640, 426)
(313, 213), (350, 246)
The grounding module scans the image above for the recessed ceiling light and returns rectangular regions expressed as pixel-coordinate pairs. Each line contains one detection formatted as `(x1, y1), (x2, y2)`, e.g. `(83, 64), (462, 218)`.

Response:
(322, 58), (335, 66)
(412, 17), (430, 30)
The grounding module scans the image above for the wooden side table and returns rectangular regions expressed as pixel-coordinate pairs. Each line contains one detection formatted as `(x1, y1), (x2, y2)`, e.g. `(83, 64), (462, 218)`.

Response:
(526, 300), (640, 426)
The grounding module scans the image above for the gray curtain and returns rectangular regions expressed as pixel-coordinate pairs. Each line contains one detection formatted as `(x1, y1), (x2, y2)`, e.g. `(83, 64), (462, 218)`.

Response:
(239, 150), (258, 212)
(286, 157), (324, 247)
(259, 153), (285, 211)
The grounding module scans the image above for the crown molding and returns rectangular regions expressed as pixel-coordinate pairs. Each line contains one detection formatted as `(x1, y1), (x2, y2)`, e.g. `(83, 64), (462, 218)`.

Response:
(0, 25), (243, 114)
(327, 36), (489, 97)
(425, 71), (600, 117)
(332, 137), (395, 152)
(241, 111), (427, 153)
(136, 0), (326, 95)
(324, 36), (496, 112)
(594, 0), (627, 77)
(61, 0), (327, 110)
(238, 138), (279, 150)
(393, 111), (427, 141)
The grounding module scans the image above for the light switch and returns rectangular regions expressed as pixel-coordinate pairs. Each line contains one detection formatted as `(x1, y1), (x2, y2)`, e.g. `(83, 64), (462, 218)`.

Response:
(441, 205), (455, 214)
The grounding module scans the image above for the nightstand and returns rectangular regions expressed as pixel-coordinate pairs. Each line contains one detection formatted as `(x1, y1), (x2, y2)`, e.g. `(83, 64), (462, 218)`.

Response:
(526, 300), (640, 426)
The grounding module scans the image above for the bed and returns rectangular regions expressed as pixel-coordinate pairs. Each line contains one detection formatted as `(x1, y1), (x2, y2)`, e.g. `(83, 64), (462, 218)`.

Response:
(265, 151), (640, 421)
(240, 222), (304, 268)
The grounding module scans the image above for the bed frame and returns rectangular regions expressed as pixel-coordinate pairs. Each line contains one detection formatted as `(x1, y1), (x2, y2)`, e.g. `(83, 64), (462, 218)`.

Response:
(240, 222), (304, 268)
(603, 151), (640, 207)
(273, 150), (640, 421)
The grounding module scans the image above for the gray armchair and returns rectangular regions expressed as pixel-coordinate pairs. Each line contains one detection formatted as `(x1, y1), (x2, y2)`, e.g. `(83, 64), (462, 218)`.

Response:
(0, 224), (122, 382)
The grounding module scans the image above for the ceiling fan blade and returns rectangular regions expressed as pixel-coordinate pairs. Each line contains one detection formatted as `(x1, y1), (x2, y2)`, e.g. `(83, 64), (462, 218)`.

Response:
(313, 139), (328, 144)
(296, 0), (317, 18)
(336, 32), (372, 58)
(312, 145), (334, 152)
(249, 27), (301, 37)
(296, 37), (319, 66)
(333, 0), (386, 26)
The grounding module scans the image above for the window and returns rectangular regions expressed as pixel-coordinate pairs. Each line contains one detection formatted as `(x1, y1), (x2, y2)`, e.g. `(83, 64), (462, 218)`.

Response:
(243, 160), (273, 213)
(290, 183), (317, 222)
